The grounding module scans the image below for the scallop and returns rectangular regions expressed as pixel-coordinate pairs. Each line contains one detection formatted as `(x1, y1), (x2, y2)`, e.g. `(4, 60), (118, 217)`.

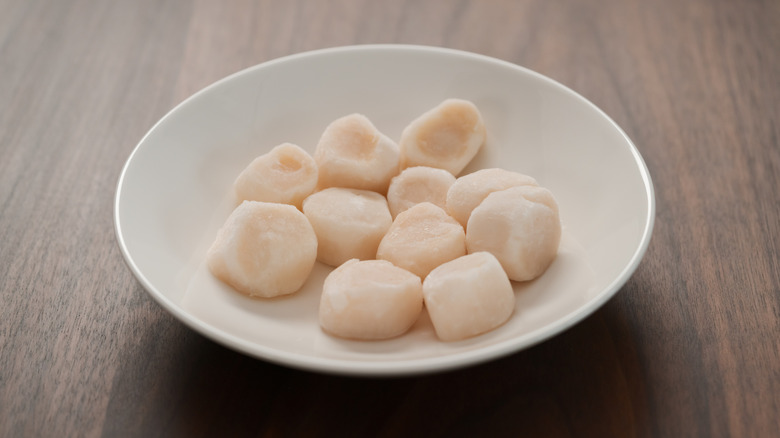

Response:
(207, 201), (317, 297)
(376, 202), (466, 279)
(319, 259), (423, 340)
(314, 113), (400, 194)
(466, 186), (561, 282)
(386, 166), (456, 219)
(233, 143), (318, 209)
(399, 99), (486, 176)
(302, 187), (393, 267)
(423, 252), (515, 342)
(446, 168), (538, 228)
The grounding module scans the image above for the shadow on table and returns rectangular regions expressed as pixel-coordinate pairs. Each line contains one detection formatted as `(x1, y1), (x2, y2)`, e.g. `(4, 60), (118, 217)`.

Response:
(104, 285), (650, 437)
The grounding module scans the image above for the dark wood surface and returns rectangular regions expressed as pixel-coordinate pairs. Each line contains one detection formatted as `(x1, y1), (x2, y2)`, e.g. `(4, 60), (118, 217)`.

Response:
(1, 0), (778, 436)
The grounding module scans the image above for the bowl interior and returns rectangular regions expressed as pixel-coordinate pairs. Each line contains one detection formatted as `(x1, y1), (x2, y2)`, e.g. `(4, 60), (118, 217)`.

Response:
(115, 45), (653, 375)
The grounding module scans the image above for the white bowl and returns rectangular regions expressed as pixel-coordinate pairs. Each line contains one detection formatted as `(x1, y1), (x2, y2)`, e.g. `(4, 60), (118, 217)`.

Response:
(114, 45), (654, 376)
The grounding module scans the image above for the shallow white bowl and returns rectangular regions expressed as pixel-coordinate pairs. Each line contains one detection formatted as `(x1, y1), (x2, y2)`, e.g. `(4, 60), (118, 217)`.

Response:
(114, 45), (654, 376)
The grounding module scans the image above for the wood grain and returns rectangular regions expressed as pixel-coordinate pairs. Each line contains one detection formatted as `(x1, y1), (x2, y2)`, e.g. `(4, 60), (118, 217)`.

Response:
(0, 0), (778, 436)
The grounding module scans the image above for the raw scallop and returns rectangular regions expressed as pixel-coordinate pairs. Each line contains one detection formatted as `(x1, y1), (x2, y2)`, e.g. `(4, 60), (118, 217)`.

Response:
(466, 186), (561, 282)
(423, 252), (515, 342)
(386, 166), (456, 219)
(233, 143), (318, 209)
(319, 259), (423, 340)
(446, 168), (537, 228)
(399, 99), (486, 176)
(376, 202), (466, 279)
(314, 113), (400, 194)
(303, 187), (392, 267)
(207, 201), (317, 297)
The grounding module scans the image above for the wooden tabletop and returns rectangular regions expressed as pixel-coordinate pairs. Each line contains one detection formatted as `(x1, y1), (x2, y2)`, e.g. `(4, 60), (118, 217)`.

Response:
(2, 0), (778, 436)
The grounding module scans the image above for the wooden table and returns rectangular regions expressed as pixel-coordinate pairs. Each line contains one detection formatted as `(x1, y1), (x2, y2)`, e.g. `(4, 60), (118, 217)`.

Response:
(2, 0), (778, 436)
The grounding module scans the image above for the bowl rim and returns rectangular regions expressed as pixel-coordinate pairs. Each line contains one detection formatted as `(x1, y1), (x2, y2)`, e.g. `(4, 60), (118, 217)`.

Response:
(114, 44), (655, 376)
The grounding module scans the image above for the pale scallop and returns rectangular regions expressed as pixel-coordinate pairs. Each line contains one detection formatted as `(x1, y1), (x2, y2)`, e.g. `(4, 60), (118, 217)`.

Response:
(233, 143), (318, 209)
(314, 113), (400, 194)
(376, 202), (466, 279)
(423, 252), (515, 342)
(386, 166), (456, 218)
(207, 201), (317, 297)
(319, 259), (423, 340)
(466, 186), (561, 282)
(399, 99), (486, 176)
(446, 168), (538, 228)
(302, 187), (392, 267)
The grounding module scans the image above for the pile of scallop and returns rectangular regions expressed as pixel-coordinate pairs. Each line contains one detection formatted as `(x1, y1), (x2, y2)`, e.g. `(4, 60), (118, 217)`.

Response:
(207, 99), (561, 342)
